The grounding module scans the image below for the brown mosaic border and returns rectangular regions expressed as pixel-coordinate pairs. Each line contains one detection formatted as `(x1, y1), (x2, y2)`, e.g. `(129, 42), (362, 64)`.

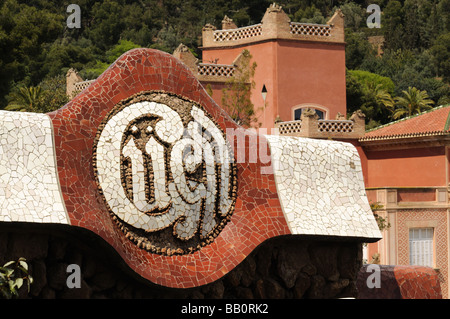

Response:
(92, 91), (238, 256)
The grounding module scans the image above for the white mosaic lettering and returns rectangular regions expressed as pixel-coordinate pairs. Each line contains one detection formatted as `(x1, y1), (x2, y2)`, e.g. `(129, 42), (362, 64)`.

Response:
(94, 94), (236, 254)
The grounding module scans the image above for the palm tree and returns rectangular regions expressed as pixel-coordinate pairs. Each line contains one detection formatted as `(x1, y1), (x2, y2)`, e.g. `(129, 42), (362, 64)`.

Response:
(365, 83), (395, 110)
(391, 87), (434, 120)
(360, 83), (395, 128)
(5, 86), (43, 112)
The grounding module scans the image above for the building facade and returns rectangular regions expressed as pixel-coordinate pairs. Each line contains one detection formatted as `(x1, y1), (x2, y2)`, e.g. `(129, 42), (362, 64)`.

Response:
(358, 105), (450, 298)
(177, 3), (347, 129)
(180, 3), (450, 298)
(66, 3), (450, 297)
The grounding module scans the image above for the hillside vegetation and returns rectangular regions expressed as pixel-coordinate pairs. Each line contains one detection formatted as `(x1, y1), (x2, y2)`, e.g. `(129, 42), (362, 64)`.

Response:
(1, 0), (449, 127)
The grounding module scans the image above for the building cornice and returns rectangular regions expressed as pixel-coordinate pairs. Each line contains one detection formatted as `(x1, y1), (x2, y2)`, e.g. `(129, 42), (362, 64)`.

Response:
(359, 132), (450, 151)
(199, 37), (346, 51)
(201, 6), (345, 49)
(366, 186), (449, 211)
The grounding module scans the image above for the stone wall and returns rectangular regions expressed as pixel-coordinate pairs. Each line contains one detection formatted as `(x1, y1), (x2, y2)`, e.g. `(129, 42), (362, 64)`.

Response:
(0, 224), (362, 299)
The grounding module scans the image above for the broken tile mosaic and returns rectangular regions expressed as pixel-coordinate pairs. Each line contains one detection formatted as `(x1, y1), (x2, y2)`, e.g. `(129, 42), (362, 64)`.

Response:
(0, 48), (381, 288)
(0, 111), (69, 224)
(93, 92), (237, 255)
(265, 135), (381, 239)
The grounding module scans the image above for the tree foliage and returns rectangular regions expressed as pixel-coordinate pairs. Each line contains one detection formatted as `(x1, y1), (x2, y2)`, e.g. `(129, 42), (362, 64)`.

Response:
(391, 86), (435, 119)
(0, 0), (448, 129)
(221, 50), (258, 128)
(0, 258), (33, 299)
(5, 75), (68, 113)
(347, 70), (395, 129)
(344, 0), (450, 127)
(431, 32), (450, 82)
(5, 86), (44, 112)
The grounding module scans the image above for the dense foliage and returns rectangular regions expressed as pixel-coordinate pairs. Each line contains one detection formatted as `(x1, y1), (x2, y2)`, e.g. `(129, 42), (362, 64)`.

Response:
(1, 0), (449, 126)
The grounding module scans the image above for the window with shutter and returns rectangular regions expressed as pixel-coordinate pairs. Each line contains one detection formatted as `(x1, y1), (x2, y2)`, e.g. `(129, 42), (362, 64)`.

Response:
(409, 228), (434, 267)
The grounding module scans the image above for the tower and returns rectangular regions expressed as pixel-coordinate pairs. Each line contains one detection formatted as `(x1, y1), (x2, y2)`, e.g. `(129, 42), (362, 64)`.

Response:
(177, 3), (347, 129)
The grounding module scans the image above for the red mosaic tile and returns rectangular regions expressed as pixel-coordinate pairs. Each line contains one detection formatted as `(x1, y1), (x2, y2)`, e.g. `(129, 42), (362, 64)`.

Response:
(357, 265), (442, 299)
(47, 48), (291, 288)
(394, 265), (442, 299)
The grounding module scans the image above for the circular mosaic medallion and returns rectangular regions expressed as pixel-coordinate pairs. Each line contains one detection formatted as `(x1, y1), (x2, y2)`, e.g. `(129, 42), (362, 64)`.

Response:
(93, 92), (237, 255)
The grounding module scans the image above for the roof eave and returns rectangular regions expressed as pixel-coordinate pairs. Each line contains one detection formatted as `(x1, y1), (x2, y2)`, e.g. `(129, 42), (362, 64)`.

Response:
(359, 131), (450, 151)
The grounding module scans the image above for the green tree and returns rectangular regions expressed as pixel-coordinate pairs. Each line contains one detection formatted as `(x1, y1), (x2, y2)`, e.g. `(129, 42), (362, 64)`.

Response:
(87, 0), (126, 51)
(0, 0), (63, 107)
(338, 2), (365, 31)
(82, 39), (141, 78)
(5, 75), (68, 113)
(292, 4), (326, 24)
(348, 70), (395, 94)
(345, 31), (377, 70)
(104, 39), (141, 64)
(119, 2), (153, 46)
(391, 86), (435, 119)
(221, 50), (258, 127)
(42, 40), (95, 79)
(403, 0), (422, 50)
(438, 0), (450, 32)
(5, 86), (44, 112)
(7, 3), (64, 83)
(149, 26), (180, 53)
(382, 0), (404, 51)
(38, 75), (69, 113)
(362, 82), (395, 129)
(346, 70), (395, 128)
(431, 32), (450, 82)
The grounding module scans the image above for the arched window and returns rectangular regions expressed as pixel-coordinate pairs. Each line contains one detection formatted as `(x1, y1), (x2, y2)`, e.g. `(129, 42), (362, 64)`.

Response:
(293, 107), (326, 120)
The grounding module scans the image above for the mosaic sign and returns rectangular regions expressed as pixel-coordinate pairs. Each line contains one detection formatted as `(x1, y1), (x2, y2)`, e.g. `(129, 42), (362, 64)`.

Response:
(0, 48), (381, 288)
(93, 92), (237, 255)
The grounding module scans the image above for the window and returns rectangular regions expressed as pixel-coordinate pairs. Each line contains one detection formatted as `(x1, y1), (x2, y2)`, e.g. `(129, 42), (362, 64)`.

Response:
(409, 228), (434, 267)
(293, 108), (325, 120)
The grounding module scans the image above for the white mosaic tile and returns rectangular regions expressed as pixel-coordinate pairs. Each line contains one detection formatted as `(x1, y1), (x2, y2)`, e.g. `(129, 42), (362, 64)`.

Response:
(265, 135), (381, 239)
(0, 110), (69, 224)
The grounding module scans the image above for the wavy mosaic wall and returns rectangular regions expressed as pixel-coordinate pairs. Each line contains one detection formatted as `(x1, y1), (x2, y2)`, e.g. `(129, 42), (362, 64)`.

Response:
(0, 48), (381, 288)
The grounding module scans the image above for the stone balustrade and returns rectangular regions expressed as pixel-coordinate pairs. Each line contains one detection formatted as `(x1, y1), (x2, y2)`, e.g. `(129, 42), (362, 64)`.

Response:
(213, 23), (263, 42)
(202, 4), (344, 48)
(290, 22), (331, 37)
(275, 110), (366, 140)
(74, 79), (95, 92)
(197, 63), (235, 77)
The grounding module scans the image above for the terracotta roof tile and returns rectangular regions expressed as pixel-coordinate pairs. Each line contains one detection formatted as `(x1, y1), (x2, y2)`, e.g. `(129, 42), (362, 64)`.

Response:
(363, 105), (450, 139)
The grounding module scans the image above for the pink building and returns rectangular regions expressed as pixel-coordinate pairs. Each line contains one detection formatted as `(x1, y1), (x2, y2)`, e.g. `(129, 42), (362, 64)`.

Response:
(64, 3), (449, 298)
(174, 3), (346, 129)
(359, 105), (450, 298)
(174, 3), (450, 298)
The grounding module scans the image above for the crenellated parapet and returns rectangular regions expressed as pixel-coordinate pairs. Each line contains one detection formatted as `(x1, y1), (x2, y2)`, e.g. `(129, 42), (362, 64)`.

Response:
(201, 3), (345, 48)
(174, 43), (251, 84)
(275, 109), (366, 140)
